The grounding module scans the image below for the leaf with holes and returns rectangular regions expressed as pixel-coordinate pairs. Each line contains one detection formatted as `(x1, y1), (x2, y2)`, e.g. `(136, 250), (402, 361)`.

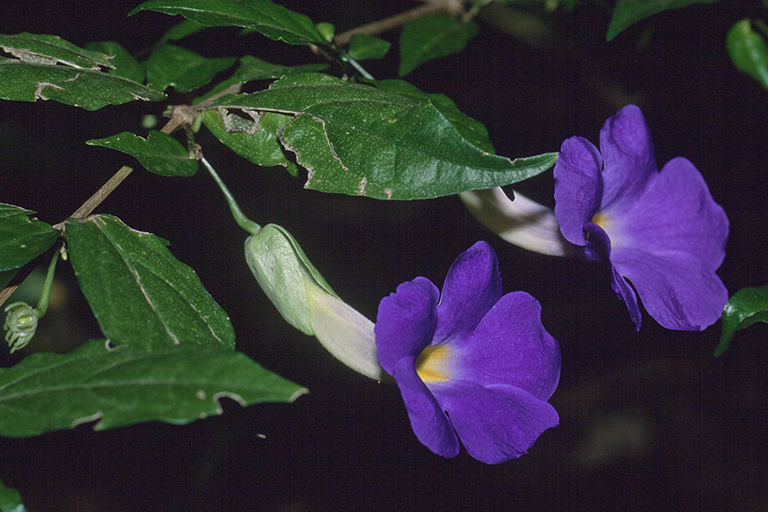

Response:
(65, 215), (234, 351)
(207, 73), (557, 199)
(0, 204), (58, 272)
(0, 33), (165, 110)
(87, 131), (198, 177)
(0, 339), (306, 437)
(204, 109), (299, 176)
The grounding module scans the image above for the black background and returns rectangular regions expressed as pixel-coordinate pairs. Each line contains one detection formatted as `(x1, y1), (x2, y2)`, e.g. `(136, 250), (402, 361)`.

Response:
(1, 1), (767, 510)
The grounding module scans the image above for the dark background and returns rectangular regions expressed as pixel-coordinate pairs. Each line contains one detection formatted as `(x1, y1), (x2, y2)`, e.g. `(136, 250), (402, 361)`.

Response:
(1, 1), (767, 510)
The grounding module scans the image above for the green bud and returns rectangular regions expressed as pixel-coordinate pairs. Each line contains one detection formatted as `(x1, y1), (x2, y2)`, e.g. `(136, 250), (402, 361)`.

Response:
(245, 224), (387, 381)
(316, 22), (336, 44)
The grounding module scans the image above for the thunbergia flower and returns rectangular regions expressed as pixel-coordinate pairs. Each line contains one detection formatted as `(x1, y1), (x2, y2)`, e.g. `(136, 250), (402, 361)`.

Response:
(375, 241), (560, 464)
(554, 104), (729, 331)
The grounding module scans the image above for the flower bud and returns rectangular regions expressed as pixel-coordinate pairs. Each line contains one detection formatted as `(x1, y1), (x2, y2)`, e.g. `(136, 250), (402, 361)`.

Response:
(245, 224), (386, 381)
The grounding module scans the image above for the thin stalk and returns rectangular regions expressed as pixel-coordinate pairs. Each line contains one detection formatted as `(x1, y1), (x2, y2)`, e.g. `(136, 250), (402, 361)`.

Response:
(200, 157), (262, 236)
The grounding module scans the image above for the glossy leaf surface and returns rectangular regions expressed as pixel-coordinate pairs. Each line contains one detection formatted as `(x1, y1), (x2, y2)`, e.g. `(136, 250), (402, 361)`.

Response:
(0, 339), (306, 437)
(87, 131), (198, 177)
(204, 110), (299, 176)
(146, 44), (236, 92)
(129, 0), (327, 46)
(717, 285), (768, 356)
(208, 73), (557, 199)
(0, 204), (58, 272)
(65, 215), (234, 351)
(0, 33), (113, 69)
(398, 14), (478, 76)
(606, 0), (718, 41)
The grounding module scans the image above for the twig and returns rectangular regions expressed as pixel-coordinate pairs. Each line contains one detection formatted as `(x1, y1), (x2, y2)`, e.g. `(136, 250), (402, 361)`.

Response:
(334, 0), (466, 46)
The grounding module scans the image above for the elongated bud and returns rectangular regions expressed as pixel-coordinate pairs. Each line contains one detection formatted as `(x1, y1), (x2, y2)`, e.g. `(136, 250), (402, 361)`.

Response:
(245, 224), (387, 381)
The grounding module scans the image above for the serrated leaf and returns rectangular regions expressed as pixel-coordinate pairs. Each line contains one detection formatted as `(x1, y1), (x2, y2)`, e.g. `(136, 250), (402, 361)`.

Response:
(398, 14), (478, 76)
(0, 33), (113, 70)
(0, 339), (306, 437)
(65, 215), (234, 351)
(208, 73), (557, 199)
(0, 62), (165, 110)
(204, 110), (299, 176)
(146, 44), (235, 92)
(0, 477), (27, 512)
(716, 285), (768, 356)
(84, 41), (145, 83)
(606, 0), (719, 41)
(348, 34), (391, 60)
(375, 79), (494, 153)
(0, 204), (58, 272)
(87, 131), (198, 177)
(129, 0), (327, 47)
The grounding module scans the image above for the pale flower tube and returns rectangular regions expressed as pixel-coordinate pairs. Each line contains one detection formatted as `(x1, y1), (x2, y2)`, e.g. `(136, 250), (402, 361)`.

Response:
(459, 188), (581, 258)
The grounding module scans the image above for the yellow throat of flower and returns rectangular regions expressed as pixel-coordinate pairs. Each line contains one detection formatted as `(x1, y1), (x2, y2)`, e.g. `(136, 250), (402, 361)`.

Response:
(415, 344), (451, 383)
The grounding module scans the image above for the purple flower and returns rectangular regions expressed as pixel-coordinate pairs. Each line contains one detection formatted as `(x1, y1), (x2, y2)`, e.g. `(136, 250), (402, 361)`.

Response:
(554, 104), (729, 331)
(375, 241), (560, 464)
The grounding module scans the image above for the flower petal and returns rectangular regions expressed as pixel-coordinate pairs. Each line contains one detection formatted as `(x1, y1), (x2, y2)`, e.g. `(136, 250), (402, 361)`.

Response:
(613, 156), (728, 271)
(433, 241), (503, 343)
(553, 136), (603, 246)
(611, 248), (728, 330)
(449, 291), (561, 401)
(598, 104), (657, 211)
(375, 277), (439, 374)
(393, 356), (460, 458)
(433, 381), (559, 463)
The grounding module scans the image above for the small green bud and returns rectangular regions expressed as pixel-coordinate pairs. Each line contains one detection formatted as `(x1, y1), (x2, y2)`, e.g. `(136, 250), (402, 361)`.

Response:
(4, 302), (39, 353)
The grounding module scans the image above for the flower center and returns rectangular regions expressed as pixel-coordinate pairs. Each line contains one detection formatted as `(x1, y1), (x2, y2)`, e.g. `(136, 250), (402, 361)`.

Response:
(591, 212), (609, 228)
(415, 344), (451, 383)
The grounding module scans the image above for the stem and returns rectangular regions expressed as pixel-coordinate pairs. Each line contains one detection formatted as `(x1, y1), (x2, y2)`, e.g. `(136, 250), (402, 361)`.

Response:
(201, 157), (262, 236)
(334, 0), (467, 46)
(35, 248), (61, 318)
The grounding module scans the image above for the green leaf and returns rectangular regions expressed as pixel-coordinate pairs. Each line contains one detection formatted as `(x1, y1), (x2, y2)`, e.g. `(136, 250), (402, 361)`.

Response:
(348, 34), (391, 60)
(0, 339), (306, 437)
(606, 0), (719, 41)
(0, 33), (113, 69)
(208, 73), (557, 199)
(0, 33), (164, 110)
(146, 44), (235, 92)
(717, 285), (768, 356)
(84, 41), (145, 83)
(204, 110), (299, 176)
(375, 79), (494, 153)
(726, 19), (768, 91)
(398, 14), (478, 76)
(0, 477), (27, 512)
(87, 131), (198, 177)
(0, 204), (58, 272)
(65, 215), (235, 351)
(129, 0), (327, 47)
(159, 19), (207, 44)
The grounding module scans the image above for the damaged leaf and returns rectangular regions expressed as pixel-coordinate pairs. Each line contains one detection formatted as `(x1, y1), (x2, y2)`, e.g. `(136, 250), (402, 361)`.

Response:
(87, 131), (198, 177)
(0, 339), (307, 437)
